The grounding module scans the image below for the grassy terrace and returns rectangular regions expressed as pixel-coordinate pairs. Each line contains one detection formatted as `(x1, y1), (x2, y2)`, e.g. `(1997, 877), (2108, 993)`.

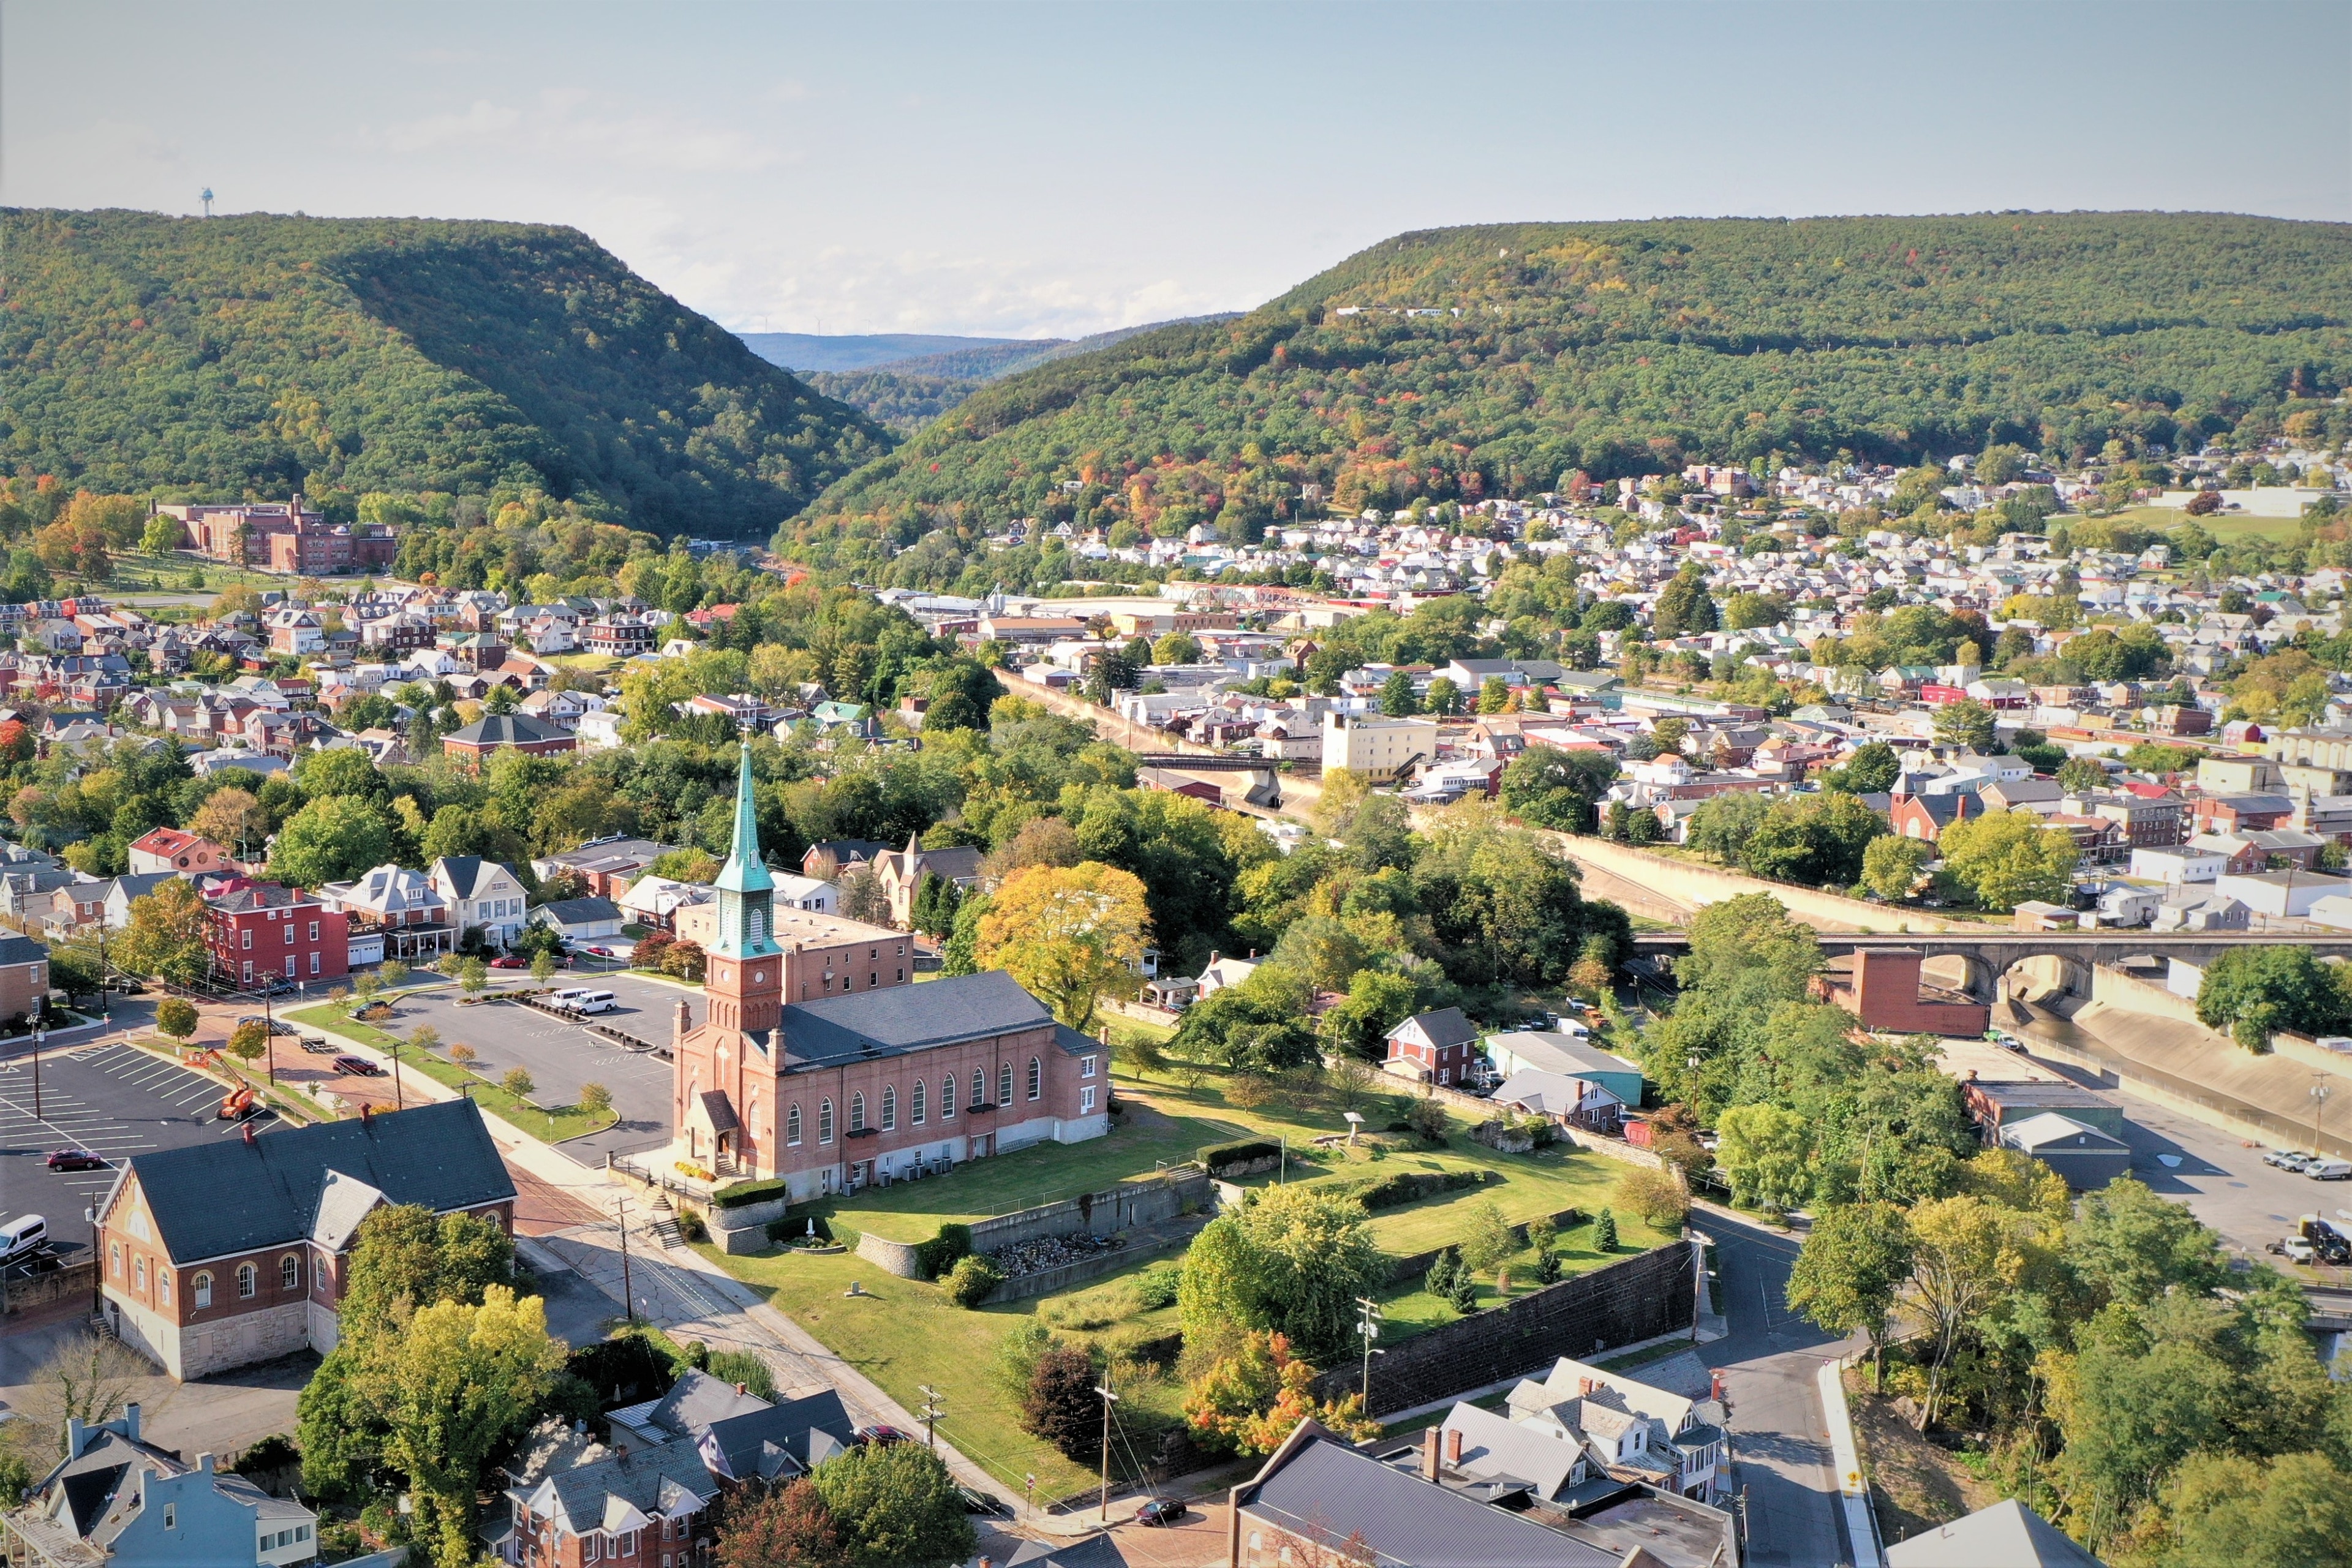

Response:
(282, 1003), (618, 1144)
(698, 1063), (1675, 1502)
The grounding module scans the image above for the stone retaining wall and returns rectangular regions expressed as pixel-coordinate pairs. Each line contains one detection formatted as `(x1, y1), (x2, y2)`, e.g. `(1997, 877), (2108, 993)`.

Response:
(989, 1216), (1210, 1303)
(708, 1195), (793, 1256)
(847, 1169), (1216, 1280)
(854, 1231), (928, 1278)
(3, 1258), (95, 1316)
(1308, 1241), (1697, 1417)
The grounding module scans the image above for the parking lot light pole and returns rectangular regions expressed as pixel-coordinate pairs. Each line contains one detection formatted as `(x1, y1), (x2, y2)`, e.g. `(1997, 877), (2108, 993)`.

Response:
(2315, 1077), (2334, 1158)
(31, 1021), (44, 1120)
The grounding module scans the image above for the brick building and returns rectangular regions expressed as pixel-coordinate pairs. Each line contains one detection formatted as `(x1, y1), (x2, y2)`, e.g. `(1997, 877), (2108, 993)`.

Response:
(672, 904), (910, 993)
(1384, 1007), (1482, 1087)
(669, 747), (1106, 1196)
(0, 931), (50, 1025)
(155, 494), (397, 574)
(96, 1099), (515, 1379)
(127, 826), (232, 876)
(1818, 948), (1989, 1037)
(202, 880), (350, 987)
(443, 712), (578, 769)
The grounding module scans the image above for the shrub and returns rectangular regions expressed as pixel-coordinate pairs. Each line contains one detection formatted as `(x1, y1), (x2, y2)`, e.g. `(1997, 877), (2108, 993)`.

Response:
(1535, 1249), (1562, 1286)
(944, 1255), (1003, 1309)
(1458, 1199), (1516, 1273)
(1341, 1169), (1487, 1212)
(1525, 1216), (1558, 1256)
(1424, 1247), (1458, 1298)
(1404, 1097), (1450, 1144)
(706, 1348), (774, 1399)
(1446, 1270), (1479, 1314)
(1196, 1138), (1282, 1175)
(914, 1223), (973, 1280)
(677, 1210), (707, 1243)
(712, 1178), (788, 1209)
(1134, 1260), (1183, 1310)
(1593, 1207), (1619, 1252)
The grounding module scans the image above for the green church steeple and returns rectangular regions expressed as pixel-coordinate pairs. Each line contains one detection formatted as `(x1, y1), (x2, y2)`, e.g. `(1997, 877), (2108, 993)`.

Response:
(710, 742), (779, 959)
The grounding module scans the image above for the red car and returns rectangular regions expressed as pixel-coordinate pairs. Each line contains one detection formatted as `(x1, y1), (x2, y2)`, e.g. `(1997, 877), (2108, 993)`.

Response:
(45, 1149), (107, 1172)
(854, 1425), (911, 1448)
(489, 956), (528, 969)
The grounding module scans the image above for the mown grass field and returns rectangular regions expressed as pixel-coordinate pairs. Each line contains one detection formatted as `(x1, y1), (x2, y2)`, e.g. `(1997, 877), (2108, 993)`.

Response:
(700, 1061), (1676, 1502)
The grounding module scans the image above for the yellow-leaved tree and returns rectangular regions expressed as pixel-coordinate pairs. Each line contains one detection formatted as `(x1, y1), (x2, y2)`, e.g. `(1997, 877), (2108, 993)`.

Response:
(974, 860), (1151, 1031)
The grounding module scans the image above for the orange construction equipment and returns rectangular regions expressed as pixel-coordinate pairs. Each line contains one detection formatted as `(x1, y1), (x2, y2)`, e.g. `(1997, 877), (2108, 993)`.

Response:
(219, 1085), (258, 1121)
(184, 1047), (224, 1070)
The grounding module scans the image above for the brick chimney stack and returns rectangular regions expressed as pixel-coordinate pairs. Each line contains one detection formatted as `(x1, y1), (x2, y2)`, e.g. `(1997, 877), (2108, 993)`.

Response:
(1420, 1426), (1441, 1482)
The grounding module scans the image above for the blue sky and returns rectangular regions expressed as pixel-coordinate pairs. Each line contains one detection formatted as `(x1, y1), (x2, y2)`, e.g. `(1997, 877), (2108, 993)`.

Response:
(6, 1), (2346, 339)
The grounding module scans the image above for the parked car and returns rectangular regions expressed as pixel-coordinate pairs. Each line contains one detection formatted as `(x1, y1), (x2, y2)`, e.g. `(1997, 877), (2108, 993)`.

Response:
(1134, 1498), (1188, 1527)
(2269, 1237), (2318, 1265)
(854, 1425), (911, 1448)
(333, 1055), (383, 1077)
(956, 1486), (1006, 1517)
(45, 1149), (106, 1172)
(2270, 1150), (2316, 1173)
(489, 956), (528, 970)
(2309, 1158), (2352, 1181)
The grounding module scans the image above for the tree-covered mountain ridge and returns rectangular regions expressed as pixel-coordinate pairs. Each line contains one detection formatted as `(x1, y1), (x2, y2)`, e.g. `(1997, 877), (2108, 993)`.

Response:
(1, 208), (890, 537)
(789, 212), (2352, 584)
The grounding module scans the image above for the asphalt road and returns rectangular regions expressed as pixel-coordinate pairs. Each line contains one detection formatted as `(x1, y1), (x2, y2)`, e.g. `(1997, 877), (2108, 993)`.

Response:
(1697, 1207), (1856, 1568)
(0, 1038), (272, 1257)
(377, 975), (685, 1166)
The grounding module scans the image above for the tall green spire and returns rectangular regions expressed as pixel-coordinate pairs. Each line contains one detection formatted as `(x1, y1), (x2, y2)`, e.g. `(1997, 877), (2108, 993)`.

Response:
(714, 741), (772, 895)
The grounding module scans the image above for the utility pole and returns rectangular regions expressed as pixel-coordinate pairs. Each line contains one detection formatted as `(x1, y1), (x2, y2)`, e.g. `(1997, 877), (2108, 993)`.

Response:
(918, 1385), (943, 1450)
(1025, 1473), (1036, 1524)
(617, 1196), (635, 1321)
(31, 1020), (45, 1121)
(1355, 1296), (1385, 1406)
(1095, 1381), (1120, 1523)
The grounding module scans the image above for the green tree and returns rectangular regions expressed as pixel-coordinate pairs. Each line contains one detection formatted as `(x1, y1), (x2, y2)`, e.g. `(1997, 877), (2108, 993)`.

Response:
(530, 951), (557, 986)
(113, 878), (214, 988)
(2138, 1450), (2352, 1568)
(2196, 945), (2352, 1052)
(1499, 745), (1621, 834)
(578, 1082), (612, 1117)
(1379, 669), (1421, 717)
(225, 1019), (268, 1066)
(383, 1286), (566, 1568)
(1860, 834), (1932, 901)
(1741, 792), (1888, 888)
(1653, 565), (1719, 636)
(1591, 1207), (1618, 1252)
(154, 997), (199, 1044)
(1457, 1199), (1515, 1273)
(1423, 676), (1461, 715)
(1477, 674), (1510, 713)
(1787, 1202), (1915, 1389)
(502, 1066), (536, 1100)
(1151, 631), (1202, 665)
(270, 795), (393, 888)
(1937, 809), (2082, 912)
(808, 1438), (977, 1568)
(1930, 698), (1996, 752)
(458, 957), (488, 998)
(1714, 1102), (1812, 1211)
(1825, 741), (1899, 794)
(1178, 1184), (1385, 1363)
(2056, 756), (2109, 793)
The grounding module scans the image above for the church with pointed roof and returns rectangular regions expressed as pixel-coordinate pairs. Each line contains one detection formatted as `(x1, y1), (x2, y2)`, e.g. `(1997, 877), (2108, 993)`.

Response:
(668, 747), (1108, 1199)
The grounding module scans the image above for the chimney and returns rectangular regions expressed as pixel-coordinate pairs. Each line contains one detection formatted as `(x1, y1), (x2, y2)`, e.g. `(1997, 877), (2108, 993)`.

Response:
(1208, 951), (1219, 967)
(734, 1382), (746, 1396)
(361, 1102), (374, 1124)
(1420, 1427), (1441, 1482)
(674, 997), (693, 1048)
(197, 1453), (216, 1475)
(1444, 1428), (1463, 1466)
(242, 1122), (255, 1145)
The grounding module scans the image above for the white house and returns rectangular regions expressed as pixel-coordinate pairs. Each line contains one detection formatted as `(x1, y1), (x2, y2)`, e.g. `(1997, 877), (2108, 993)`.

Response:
(527, 897), (626, 944)
(772, 873), (838, 913)
(1499, 1354), (1725, 1501)
(2214, 870), (2352, 919)
(2129, 846), (2226, 884)
(429, 856), (532, 949)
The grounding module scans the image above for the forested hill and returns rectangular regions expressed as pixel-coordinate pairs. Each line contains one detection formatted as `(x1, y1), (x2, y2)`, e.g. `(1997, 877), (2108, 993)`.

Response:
(1, 209), (891, 537)
(788, 212), (2352, 582)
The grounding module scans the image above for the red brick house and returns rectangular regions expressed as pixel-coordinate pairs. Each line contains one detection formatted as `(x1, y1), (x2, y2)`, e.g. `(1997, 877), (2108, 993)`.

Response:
(203, 880), (349, 987)
(443, 712), (578, 769)
(1888, 790), (1977, 842)
(1384, 1008), (1481, 1087)
(96, 1099), (514, 1379)
(0, 931), (49, 1025)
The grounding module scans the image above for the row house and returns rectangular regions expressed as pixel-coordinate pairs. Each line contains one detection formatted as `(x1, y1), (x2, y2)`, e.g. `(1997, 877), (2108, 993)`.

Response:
(584, 614), (660, 655)
(201, 878), (350, 988)
(96, 1099), (514, 1379)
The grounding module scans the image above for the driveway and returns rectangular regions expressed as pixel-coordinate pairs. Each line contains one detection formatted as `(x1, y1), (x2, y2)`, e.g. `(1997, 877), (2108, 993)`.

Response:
(1695, 1207), (1855, 1567)
(374, 976), (687, 1166)
(0, 1038), (275, 1256)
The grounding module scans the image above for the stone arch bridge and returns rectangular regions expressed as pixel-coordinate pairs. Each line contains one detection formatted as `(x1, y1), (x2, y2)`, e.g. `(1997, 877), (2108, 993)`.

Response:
(1629, 931), (2352, 1004)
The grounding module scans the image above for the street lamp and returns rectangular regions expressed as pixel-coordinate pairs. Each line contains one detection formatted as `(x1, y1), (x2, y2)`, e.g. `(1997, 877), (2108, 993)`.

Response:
(31, 1019), (45, 1120)
(2314, 1077), (2334, 1158)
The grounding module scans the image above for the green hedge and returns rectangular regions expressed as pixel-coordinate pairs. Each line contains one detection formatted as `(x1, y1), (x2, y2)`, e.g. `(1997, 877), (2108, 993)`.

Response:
(712, 1177), (788, 1210)
(914, 1223), (973, 1280)
(1197, 1138), (1282, 1174)
(1329, 1169), (1491, 1211)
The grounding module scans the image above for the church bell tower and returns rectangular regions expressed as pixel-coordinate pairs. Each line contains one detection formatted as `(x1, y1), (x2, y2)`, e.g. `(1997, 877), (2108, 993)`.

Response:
(703, 744), (783, 1034)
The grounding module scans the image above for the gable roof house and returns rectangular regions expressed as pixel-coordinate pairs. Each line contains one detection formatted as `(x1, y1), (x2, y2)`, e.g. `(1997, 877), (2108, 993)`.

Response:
(492, 1422), (715, 1568)
(94, 1099), (516, 1381)
(431, 857), (532, 951)
(1384, 1007), (1482, 1087)
(1, 1404), (319, 1568)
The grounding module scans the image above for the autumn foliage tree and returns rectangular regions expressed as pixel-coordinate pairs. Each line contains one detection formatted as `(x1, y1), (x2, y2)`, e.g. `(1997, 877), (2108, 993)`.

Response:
(1183, 1331), (1379, 1457)
(974, 860), (1152, 1031)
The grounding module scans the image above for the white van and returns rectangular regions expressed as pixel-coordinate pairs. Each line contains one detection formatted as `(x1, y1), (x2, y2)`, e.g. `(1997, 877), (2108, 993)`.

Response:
(546, 988), (594, 1008)
(569, 990), (617, 1016)
(2307, 1158), (2352, 1182)
(1, 1214), (48, 1264)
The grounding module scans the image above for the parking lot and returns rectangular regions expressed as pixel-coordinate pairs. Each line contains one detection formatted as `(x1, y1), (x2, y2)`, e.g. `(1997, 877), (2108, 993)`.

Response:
(381, 974), (685, 1167)
(0, 1038), (265, 1257)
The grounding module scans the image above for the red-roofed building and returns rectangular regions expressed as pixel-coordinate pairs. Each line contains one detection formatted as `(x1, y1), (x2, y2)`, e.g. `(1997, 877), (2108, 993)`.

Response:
(202, 881), (349, 989)
(127, 827), (232, 877)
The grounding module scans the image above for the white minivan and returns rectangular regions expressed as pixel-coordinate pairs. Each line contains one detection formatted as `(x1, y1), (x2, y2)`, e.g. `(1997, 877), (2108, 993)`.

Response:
(1, 1214), (48, 1264)
(569, 990), (617, 1015)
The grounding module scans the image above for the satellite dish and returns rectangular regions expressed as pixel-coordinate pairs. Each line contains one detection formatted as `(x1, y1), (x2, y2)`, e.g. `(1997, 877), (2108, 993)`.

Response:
(200, 188), (214, 218)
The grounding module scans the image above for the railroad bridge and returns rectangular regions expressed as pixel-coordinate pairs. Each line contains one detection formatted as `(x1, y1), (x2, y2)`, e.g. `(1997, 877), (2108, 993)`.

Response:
(1630, 930), (2352, 1003)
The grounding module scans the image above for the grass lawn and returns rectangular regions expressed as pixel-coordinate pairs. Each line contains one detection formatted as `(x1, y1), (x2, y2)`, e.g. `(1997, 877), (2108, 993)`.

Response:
(284, 1003), (618, 1144)
(2099, 503), (2304, 541)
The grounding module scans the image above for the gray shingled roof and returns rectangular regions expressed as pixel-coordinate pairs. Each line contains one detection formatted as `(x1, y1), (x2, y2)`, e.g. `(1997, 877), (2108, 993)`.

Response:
(778, 970), (1050, 1067)
(120, 1098), (513, 1264)
(446, 713), (568, 746)
(1242, 1430), (1617, 1568)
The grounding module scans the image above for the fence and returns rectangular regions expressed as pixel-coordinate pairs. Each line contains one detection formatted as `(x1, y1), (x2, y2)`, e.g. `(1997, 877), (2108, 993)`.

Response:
(1306, 1241), (1697, 1417)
